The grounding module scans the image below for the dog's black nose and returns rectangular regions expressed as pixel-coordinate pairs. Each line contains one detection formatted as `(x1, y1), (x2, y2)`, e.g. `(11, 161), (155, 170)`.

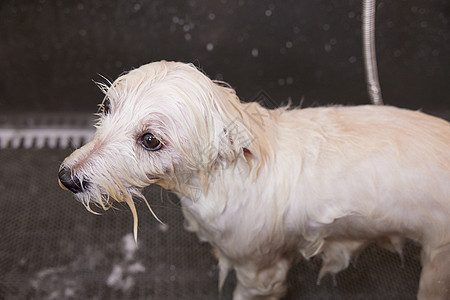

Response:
(58, 167), (87, 193)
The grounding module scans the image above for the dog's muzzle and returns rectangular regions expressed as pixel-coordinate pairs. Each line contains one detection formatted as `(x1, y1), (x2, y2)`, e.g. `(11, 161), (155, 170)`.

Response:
(58, 167), (89, 193)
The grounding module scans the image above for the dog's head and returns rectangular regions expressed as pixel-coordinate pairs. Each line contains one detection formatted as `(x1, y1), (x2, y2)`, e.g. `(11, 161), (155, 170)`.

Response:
(58, 61), (268, 236)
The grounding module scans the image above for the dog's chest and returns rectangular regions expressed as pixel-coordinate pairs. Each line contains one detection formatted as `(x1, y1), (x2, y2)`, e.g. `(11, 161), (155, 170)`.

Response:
(181, 190), (290, 257)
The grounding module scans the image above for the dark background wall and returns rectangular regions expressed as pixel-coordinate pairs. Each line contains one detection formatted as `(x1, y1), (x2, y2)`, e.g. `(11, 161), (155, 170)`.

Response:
(0, 0), (449, 114)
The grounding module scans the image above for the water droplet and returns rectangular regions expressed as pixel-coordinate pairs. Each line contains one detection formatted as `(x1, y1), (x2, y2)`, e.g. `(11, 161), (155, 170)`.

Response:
(206, 43), (214, 51)
(133, 3), (141, 12)
(159, 223), (169, 232)
(184, 33), (191, 41)
(172, 16), (179, 24)
(286, 77), (294, 85)
(208, 13), (216, 20)
(265, 9), (272, 17)
(348, 11), (355, 19)
(324, 43), (332, 52)
(323, 24), (330, 31)
(251, 48), (259, 57)
(348, 56), (356, 63)
(278, 78), (285, 86)
(286, 41), (293, 48)
(330, 38), (337, 45)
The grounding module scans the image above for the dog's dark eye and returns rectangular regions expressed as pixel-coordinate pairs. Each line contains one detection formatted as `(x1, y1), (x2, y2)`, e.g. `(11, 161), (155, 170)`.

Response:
(141, 133), (162, 151)
(103, 99), (111, 115)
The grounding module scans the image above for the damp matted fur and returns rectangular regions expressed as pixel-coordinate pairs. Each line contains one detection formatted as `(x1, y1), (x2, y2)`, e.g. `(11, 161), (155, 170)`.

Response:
(59, 61), (450, 300)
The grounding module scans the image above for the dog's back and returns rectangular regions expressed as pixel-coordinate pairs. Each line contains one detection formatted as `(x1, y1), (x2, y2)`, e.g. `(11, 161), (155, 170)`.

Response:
(276, 105), (450, 298)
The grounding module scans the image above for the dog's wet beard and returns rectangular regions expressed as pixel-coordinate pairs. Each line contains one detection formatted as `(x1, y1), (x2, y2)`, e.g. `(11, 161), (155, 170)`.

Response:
(77, 184), (163, 243)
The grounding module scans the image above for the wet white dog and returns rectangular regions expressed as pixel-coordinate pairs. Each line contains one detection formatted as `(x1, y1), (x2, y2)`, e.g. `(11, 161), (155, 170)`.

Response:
(59, 61), (450, 299)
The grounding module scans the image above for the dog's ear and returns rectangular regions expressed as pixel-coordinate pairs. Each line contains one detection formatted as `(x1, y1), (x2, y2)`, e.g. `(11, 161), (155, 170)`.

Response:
(242, 147), (254, 167)
(210, 82), (270, 177)
(173, 63), (270, 177)
(221, 126), (254, 167)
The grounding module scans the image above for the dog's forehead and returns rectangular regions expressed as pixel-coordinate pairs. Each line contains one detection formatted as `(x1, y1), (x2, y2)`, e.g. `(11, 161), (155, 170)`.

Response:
(95, 61), (220, 147)
(109, 63), (188, 108)
(105, 63), (210, 121)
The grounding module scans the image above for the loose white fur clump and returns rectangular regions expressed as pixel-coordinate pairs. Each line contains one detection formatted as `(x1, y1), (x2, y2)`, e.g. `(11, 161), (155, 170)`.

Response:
(59, 61), (450, 299)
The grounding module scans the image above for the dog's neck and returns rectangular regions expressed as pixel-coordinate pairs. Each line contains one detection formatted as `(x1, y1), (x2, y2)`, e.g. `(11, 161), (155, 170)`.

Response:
(160, 150), (252, 202)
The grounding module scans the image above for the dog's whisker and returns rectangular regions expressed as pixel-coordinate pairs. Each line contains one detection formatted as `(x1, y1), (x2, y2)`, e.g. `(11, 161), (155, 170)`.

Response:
(98, 195), (111, 211)
(139, 192), (164, 225)
(82, 200), (101, 216)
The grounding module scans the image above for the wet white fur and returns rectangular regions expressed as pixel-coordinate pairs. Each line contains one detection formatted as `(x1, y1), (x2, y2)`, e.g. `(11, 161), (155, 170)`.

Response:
(60, 61), (450, 299)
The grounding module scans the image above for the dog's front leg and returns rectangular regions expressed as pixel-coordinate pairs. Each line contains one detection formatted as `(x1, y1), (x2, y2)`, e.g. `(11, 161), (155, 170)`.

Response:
(232, 258), (291, 300)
